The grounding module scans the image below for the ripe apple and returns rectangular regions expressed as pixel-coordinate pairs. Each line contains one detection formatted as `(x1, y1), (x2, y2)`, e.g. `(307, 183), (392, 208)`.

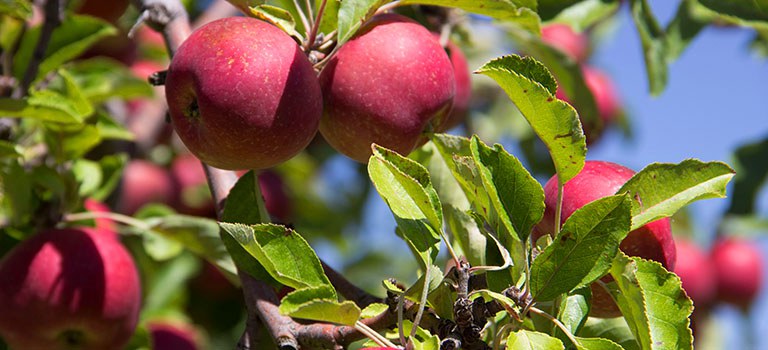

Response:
(170, 153), (216, 217)
(148, 321), (202, 350)
(556, 66), (621, 143)
(0, 227), (141, 349)
(437, 38), (472, 132)
(319, 13), (455, 162)
(674, 238), (717, 307)
(540, 24), (589, 62)
(165, 17), (322, 170)
(117, 159), (178, 215)
(534, 160), (676, 317)
(711, 237), (763, 308)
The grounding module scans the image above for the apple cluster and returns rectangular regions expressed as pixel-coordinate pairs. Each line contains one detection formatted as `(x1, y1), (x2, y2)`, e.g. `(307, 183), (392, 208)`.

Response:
(164, 14), (471, 168)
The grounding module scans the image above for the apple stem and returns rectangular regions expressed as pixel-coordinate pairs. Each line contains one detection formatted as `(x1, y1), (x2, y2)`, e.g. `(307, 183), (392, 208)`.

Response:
(64, 211), (151, 231)
(304, 0), (327, 53)
(555, 181), (564, 234)
(376, 0), (402, 15)
(355, 320), (399, 348)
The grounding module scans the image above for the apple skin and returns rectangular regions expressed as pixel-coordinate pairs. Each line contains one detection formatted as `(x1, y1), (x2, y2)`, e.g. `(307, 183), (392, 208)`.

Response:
(534, 160), (676, 317)
(165, 17), (322, 170)
(148, 321), (201, 350)
(319, 13), (455, 162)
(556, 66), (621, 143)
(0, 227), (141, 350)
(117, 160), (178, 215)
(540, 24), (589, 62)
(711, 238), (763, 308)
(437, 38), (472, 132)
(673, 239), (717, 307)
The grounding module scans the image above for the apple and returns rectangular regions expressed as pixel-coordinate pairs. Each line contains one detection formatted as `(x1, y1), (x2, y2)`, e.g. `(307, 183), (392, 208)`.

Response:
(148, 321), (202, 350)
(170, 153), (216, 217)
(540, 24), (589, 62)
(319, 13), (455, 162)
(165, 17), (322, 170)
(556, 66), (621, 143)
(0, 227), (141, 350)
(259, 170), (292, 223)
(674, 238), (717, 307)
(711, 237), (763, 308)
(534, 160), (676, 317)
(83, 198), (118, 235)
(117, 160), (178, 215)
(437, 38), (472, 132)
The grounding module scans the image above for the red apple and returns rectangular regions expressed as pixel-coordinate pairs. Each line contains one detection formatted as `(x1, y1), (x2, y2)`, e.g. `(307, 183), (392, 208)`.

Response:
(437, 38), (472, 132)
(711, 237), (763, 308)
(148, 321), (202, 350)
(165, 17), (322, 170)
(556, 66), (621, 143)
(319, 13), (455, 162)
(83, 198), (118, 235)
(0, 227), (141, 349)
(170, 153), (216, 217)
(535, 160), (676, 317)
(674, 238), (717, 307)
(117, 160), (178, 215)
(540, 24), (589, 62)
(259, 170), (292, 223)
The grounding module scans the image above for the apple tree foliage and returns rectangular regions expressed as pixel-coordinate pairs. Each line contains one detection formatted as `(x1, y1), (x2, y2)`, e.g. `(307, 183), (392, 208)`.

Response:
(0, 0), (766, 349)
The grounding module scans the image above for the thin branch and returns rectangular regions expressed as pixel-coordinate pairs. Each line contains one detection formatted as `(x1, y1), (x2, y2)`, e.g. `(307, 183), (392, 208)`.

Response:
(15, 0), (63, 98)
(528, 306), (579, 347)
(304, 0), (327, 52)
(63, 211), (150, 231)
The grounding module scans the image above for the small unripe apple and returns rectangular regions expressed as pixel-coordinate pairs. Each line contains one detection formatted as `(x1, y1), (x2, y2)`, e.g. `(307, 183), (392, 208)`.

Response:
(556, 66), (621, 143)
(148, 321), (202, 350)
(534, 160), (676, 317)
(165, 17), (322, 170)
(117, 160), (178, 215)
(437, 38), (472, 131)
(0, 227), (141, 350)
(540, 24), (589, 62)
(674, 238), (717, 307)
(319, 13), (455, 162)
(711, 237), (763, 308)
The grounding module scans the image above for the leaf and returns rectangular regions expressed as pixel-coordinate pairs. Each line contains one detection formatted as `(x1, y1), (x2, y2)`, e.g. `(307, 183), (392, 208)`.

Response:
(316, 0), (340, 35)
(609, 253), (693, 350)
(360, 303), (388, 318)
(13, 15), (117, 82)
(0, 93), (84, 124)
(400, 0), (537, 20)
(90, 153), (127, 201)
(550, 0), (621, 30)
(507, 330), (565, 350)
(142, 253), (200, 316)
(578, 317), (639, 350)
(628, 0), (668, 95)
(470, 136), (544, 241)
(665, 0), (708, 63)
(477, 55), (586, 186)
(0, 0), (32, 19)
(697, 0), (768, 23)
(574, 336), (624, 350)
(250, 5), (303, 40)
(336, 0), (387, 47)
(368, 144), (442, 267)
(219, 223), (333, 293)
(0, 140), (20, 159)
(445, 206), (486, 267)
(279, 286), (361, 325)
(554, 286), (590, 342)
(222, 170), (267, 225)
(144, 215), (237, 277)
(72, 159), (102, 196)
(617, 159), (735, 231)
(530, 194), (631, 301)
(727, 136), (768, 215)
(54, 58), (153, 103)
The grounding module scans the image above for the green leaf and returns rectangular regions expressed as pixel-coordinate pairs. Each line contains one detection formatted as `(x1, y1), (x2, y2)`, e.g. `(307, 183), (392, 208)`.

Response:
(727, 137), (768, 215)
(0, 161), (33, 226)
(143, 215), (238, 277)
(629, 0), (668, 95)
(219, 223), (334, 293)
(222, 170), (267, 225)
(697, 0), (768, 23)
(250, 5), (303, 40)
(531, 194), (631, 301)
(472, 289), (519, 314)
(279, 286), (361, 325)
(477, 55), (586, 186)
(507, 330), (565, 350)
(554, 287), (591, 342)
(609, 253), (693, 350)
(54, 58), (153, 103)
(578, 317), (639, 350)
(0, 140), (20, 159)
(360, 303), (388, 318)
(665, 0), (708, 63)
(574, 336), (624, 350)
(445, 206), (487, 267)
(336, 0), (387, 47)
(0, 0), (32, 19)
(90, 153), (127, 201)
(470, 136), (544, 241)
(0, 93), (84, 124)
(368, 144), (442, 267)
(72, 159), (102, 196)
(400, 0), (537, 20)
(13, 14), (117, 82)
(617, 159), (735, 231)
(316, 0), (340, 35)
(142, 253), (200, 316)
(550, 0), (621, 30)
